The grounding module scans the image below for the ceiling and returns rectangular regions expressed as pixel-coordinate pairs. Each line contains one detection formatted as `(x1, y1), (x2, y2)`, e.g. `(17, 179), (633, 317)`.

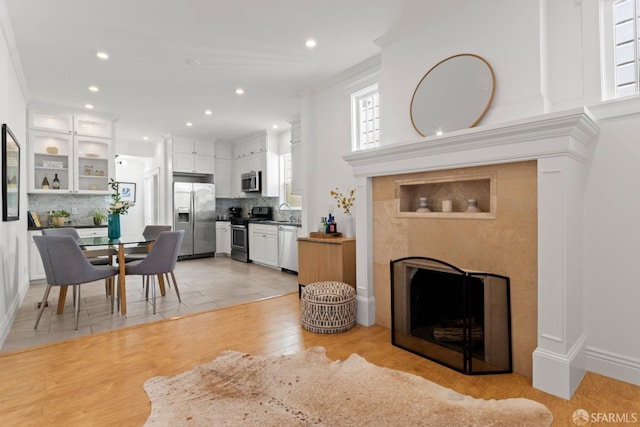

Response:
(4, 0), (458, 144)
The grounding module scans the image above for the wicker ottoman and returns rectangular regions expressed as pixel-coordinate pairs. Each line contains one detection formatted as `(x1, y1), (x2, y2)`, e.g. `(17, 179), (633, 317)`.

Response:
(301, 281), (356, 333)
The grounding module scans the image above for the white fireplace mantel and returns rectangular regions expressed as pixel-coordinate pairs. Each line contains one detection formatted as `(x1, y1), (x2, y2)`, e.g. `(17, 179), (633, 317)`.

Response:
(343, 107), (600, 399)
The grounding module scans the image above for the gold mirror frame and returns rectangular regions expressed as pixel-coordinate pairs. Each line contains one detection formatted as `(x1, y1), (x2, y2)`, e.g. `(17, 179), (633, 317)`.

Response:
(410, 53), (496, 137)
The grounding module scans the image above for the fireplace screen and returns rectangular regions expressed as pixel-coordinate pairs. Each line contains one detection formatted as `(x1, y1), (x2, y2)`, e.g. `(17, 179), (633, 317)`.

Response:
(390, 257), (512, 375)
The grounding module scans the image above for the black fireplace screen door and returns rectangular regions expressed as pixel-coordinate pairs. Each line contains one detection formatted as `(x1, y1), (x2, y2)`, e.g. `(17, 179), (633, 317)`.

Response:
(390, 257), (512, 375)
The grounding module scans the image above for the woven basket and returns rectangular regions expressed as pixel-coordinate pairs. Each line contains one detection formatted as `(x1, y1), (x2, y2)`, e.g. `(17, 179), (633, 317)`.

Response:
(301, 281), (356, 334)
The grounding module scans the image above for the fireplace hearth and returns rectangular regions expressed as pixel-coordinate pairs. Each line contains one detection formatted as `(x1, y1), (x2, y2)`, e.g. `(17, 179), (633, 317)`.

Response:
(391, 257), (512, 375)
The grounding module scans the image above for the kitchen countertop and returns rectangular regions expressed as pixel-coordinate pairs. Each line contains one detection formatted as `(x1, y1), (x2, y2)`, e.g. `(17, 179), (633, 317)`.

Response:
(259, 220), (301, 227)
(226, 219), (301, 227)
(28, 225), (108, 231)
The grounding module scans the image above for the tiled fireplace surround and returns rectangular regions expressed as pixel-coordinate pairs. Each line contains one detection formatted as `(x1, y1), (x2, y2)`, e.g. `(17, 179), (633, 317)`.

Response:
(344, 108), (600, 399)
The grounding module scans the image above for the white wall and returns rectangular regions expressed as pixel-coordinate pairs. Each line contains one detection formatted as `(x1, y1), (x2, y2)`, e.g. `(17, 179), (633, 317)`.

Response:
(582, 111), (640, 381)
(302, 0), (640, 386)
(115, 157), (146, 235)
(0, 0), (28, 345)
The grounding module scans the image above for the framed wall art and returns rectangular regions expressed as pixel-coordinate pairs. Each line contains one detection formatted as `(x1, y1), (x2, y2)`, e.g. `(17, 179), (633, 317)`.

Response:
(117, 181), (136, 203)
(2, 123), (20, 221)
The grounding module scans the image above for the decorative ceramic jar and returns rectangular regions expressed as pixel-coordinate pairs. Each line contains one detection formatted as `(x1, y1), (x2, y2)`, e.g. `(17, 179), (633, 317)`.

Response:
(465, 199), (481, 213)
(416, 197), (431, 212)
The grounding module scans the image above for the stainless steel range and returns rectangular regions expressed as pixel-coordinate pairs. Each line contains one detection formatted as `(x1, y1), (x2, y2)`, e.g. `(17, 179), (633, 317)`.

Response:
(230, 206), (273, 262)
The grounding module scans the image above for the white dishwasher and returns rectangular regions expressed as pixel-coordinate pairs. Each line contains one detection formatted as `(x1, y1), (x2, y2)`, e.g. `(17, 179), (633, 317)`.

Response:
(278, 225), (298, 272)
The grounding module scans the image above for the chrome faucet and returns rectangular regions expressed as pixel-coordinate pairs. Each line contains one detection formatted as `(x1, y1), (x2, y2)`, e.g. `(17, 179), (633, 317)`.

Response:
(278, 202), (293, 222)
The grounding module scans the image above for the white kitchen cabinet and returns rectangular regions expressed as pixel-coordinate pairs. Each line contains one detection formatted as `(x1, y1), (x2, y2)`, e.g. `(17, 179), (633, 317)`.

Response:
(214, 141), (232, 197)
(73, 114), (113, 138)
(171, 134), (215, 174)
(28, 230), (46, 282)
(249, 223), (278, 267)
(29, 111), (112, 138)
(76, 228), (108, 238)
(215, 221), (231, 255)
(29, 227), (108, 282)
(28, 110), (114, 195)
(232, 130), (279, 197)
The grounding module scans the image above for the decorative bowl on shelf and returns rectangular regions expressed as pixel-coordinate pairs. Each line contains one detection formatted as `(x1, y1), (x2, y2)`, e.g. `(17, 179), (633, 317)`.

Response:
(45, 146), (58, 154)
(85, 153), (100, 158)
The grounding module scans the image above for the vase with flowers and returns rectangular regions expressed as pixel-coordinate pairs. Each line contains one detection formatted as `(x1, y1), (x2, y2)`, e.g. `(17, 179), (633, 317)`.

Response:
(107, 179), (134, 239)
(330, 187), (356, 237)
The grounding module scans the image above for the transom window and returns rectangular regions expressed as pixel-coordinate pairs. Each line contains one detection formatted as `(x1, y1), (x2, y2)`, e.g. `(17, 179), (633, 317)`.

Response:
(351, 84), (380, 150)
(613, 0), (640, 97)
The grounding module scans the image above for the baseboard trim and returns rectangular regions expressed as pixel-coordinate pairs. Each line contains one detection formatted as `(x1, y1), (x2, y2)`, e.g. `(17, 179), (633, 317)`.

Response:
(532, 334), (587, 399)
(585, 346), (640, 387)
(0, 279), (30, 349)
(356, 295), (375, 326)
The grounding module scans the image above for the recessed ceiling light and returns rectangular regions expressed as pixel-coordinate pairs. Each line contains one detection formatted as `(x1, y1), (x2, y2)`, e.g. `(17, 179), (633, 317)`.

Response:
(142, 136), (149, 141)
(96, 51), (109, 60)
(88, 85), (99, 92)
(272, 124), (279, 129)
(84, 104), (94, 110)
(235, 88), (244, 95)
(305, 39), (317, 48)
(205, 110), (212, 115)
(186, 122), (193, 127)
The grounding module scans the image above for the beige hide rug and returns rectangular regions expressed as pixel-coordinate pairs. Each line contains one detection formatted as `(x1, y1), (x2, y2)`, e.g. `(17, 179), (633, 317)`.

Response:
(143, 346), (553, 426)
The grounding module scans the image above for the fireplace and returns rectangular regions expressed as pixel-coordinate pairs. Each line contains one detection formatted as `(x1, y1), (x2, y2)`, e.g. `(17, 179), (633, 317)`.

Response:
(391, 257), (512, 375)
(344, 108), (600, 398)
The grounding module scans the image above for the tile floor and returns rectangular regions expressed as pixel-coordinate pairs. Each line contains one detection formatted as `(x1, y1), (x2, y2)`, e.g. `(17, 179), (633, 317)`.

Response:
(1, 255), (299, 353)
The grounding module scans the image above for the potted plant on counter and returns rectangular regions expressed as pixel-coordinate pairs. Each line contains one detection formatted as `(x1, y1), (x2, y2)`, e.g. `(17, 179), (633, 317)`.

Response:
(49, 210), (71, 227)
(93, 209), (107, 226)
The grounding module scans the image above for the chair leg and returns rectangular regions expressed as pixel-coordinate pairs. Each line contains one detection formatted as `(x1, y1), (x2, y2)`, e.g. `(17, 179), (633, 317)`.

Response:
(151, 275), (157, 315)
(109, 277), (115, 314)
(169, 271), (181, 303)
(34, 285), (53, 329)
(144, 276), (150, 300)
(74, 284), (81, 330)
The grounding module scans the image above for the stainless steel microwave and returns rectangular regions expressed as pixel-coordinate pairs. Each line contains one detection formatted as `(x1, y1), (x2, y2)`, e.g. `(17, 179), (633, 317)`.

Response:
(241, 171), (261, 192)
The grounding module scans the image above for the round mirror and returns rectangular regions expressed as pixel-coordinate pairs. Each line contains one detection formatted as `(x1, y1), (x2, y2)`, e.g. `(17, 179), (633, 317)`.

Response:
(410, 54), (495, 137)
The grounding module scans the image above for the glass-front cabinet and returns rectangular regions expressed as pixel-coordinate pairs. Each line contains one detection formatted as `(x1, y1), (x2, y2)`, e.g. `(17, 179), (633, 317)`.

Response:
(28, 110), (114, 194)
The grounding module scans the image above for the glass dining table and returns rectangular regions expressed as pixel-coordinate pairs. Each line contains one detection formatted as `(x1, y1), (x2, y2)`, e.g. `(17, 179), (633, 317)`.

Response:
(75, 233), (161, 316)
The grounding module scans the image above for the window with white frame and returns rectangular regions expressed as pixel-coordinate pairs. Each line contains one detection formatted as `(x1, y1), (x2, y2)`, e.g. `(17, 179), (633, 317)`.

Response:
(351, 84), (380, 150)
(280, 152), (301, 209)
(611, 0), (640, 98)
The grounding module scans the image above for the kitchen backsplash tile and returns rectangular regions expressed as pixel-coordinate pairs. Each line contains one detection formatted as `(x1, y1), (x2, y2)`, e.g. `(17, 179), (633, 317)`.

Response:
(28, 194), (111, 226)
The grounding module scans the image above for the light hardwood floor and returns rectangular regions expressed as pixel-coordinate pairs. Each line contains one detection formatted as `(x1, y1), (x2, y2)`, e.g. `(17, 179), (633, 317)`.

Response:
(0, 292), (638, 426)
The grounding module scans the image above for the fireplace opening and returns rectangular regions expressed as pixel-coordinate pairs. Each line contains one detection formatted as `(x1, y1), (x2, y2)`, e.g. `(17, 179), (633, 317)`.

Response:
(391, 257), (512, 375)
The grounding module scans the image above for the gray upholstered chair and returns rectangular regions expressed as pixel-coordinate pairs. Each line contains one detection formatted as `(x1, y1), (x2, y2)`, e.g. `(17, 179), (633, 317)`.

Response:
(124, 230), (184, 314)
(123, 225), (172, 261)
(123, 225), (174, 296)
(41, 227), (115, 265)
(41, 227), (116, 297)
(33, 235), (119, 330)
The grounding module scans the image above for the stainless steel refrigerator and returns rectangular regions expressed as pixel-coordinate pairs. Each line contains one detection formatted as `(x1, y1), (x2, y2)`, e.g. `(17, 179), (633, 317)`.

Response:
(173, 182), (216, 258)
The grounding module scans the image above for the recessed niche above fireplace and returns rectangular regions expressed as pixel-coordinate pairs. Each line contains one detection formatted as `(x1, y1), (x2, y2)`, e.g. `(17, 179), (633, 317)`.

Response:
(395, 171), (496, 219)
(390, 257), (512, 375)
